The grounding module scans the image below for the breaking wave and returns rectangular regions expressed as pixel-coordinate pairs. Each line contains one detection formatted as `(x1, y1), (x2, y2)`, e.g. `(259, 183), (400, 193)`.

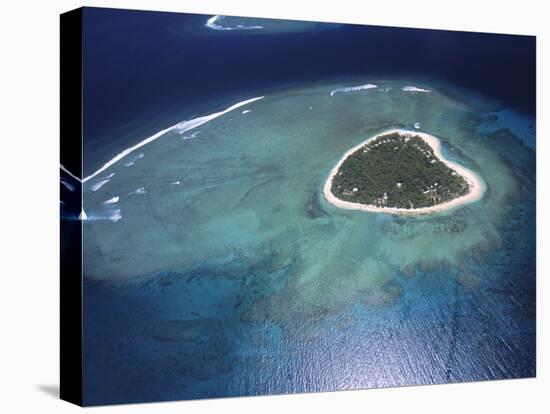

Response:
(403, 86), (431, 93)
(76, 96), (263, 184)
(205, 15), (263, 31)
(103, 196), (120, 205)
(330, 84), (378, 96)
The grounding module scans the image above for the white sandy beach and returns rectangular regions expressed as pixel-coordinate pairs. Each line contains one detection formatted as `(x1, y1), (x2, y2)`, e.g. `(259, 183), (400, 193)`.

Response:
(323, 128), (485, 215)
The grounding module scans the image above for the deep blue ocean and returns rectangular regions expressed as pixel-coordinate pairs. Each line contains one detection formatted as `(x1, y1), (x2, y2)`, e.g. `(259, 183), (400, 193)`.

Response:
(82, 7), (535, 176)
(75, 7), (536, 406)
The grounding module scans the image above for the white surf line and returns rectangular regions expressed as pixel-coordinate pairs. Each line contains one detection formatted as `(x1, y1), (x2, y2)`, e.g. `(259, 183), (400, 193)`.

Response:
(330, 84), (378, 96)
(75, 96), (264, 184)
(205, 15), (226, 30)
(402, 86), (431, 93)
(205, 15), (263, 31)
(60, 163), (82, 182)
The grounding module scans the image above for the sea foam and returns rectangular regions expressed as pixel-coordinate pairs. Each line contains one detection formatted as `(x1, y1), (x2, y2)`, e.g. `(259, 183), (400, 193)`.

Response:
(205, 15), (263, 31)
(61, 179), (75, 192)
(108, 209), (122, 222)
(91, 179), (110, 192)
(130, 187), (146, 195)
(89, 172), (115, 192)
(104, 196), (120, 205)
(403, 86), (431, 93)
(77, 208), (122, 223)
(124, 153), (144, 167)
(330, 84), (378, 96)
(79, 96), (264, 184)
(60, 164), (81, 182)
(180, 131), (201, 141)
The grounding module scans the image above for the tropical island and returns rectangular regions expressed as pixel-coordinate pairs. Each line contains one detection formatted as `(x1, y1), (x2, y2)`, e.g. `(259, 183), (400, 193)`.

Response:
(323, 129), (484, 215)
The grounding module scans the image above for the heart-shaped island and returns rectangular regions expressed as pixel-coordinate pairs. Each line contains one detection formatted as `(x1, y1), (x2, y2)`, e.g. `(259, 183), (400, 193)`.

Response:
(324, 129), (485, 215)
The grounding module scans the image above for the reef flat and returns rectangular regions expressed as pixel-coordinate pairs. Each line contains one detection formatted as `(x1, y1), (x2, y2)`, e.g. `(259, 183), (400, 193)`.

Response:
(75, 79), (535, 403)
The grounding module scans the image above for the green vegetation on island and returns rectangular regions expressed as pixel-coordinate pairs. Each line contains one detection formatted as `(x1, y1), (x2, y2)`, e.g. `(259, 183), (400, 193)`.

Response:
(331, 133), (470, 209)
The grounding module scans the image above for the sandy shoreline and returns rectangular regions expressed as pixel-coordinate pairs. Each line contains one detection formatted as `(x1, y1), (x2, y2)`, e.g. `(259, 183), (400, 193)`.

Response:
(323, 128), (485, 215)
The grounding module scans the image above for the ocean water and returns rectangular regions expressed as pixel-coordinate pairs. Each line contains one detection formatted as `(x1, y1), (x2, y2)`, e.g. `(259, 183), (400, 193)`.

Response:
(80, 7), (535, 177)
(77, 79), (535, 405)
(62, 7), (537, 406)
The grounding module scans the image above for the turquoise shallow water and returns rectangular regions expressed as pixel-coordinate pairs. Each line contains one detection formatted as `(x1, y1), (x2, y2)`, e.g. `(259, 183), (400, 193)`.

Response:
(79, 79), (535, 404)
